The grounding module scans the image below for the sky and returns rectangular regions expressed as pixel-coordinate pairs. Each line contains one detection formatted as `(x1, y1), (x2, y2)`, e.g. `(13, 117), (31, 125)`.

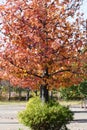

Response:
(0, 0), (6, 4)
(80, 0), (87, 19)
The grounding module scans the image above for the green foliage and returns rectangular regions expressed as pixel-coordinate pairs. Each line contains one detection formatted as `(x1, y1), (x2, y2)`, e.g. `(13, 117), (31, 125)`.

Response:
(59, 81), (87, 100)
(59, 85), (80, 100)
(78, 81), (87, 98)
(18, 97), (73, 130)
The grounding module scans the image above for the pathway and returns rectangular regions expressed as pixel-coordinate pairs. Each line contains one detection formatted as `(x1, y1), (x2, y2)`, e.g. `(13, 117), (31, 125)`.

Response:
(67, 106), (87, 130)
(0, 104), (29, 130)
(0, 104), (87, 130)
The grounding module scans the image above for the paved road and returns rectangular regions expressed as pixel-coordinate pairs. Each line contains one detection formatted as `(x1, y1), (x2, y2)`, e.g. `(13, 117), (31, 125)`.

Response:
(0, 104), (87, 130)
(0, 104), (29, 130)
(67, 106), (87, 130)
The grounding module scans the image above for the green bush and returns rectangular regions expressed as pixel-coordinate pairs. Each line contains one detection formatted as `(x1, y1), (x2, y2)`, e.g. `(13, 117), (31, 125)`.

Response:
(59, 81), (87, 100)
(78, 81), (87, 98)
(59, 85), (81, 100)
(18, 97), (73, 130)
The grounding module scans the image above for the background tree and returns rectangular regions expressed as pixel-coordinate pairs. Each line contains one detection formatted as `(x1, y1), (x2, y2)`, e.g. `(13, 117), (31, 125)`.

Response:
(0, 0), (87, 102)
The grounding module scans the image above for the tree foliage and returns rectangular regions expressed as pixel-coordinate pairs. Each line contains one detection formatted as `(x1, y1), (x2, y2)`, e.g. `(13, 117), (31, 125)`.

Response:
(59, 80), (87, 100)
(0, 0), (87, 90)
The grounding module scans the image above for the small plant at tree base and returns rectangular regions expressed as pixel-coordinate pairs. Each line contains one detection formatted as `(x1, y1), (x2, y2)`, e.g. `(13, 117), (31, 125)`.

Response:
(18, 97), (73, 130)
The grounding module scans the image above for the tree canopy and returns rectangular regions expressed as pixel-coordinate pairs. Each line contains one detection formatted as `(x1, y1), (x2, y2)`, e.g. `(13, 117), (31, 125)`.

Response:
(0, 0), (87, 90)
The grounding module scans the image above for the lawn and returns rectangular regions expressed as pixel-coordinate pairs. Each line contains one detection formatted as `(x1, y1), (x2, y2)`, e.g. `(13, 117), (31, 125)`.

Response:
(59, 100), (82, 107)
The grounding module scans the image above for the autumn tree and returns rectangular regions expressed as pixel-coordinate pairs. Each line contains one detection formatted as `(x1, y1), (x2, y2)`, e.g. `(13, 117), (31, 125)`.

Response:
(0, 0), (87, 102)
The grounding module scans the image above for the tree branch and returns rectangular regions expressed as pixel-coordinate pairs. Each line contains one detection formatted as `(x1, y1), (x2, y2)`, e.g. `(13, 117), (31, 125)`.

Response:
(2, 55), (42, 79)
(50, 69), (71, 76)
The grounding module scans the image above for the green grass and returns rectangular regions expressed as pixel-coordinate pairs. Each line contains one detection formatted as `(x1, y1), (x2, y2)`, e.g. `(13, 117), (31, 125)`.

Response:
(59, 100), (82, 106)
(0, 100), (27, 105)
(0, 99), (82, 106)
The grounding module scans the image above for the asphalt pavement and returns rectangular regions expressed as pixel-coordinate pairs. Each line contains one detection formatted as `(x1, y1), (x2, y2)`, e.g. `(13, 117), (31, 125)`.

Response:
(0, 104), (29, 130)
(67, 106), (87, 130)
(0, 104), (87, 130)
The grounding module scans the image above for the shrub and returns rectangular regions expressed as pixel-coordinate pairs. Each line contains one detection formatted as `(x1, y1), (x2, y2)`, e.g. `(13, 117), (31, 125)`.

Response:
(18, 97), (73, 130)
(78, 81), (87, 98)
(59, 85), (81, 100)
(59, 81), (87, 100)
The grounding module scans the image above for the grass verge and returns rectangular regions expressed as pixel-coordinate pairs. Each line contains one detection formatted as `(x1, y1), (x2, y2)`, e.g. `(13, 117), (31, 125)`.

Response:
(59, 100), (81, 106)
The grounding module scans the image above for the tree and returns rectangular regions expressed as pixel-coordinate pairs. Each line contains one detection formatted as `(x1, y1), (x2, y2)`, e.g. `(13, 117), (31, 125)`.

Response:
(0, 0), (87, 102)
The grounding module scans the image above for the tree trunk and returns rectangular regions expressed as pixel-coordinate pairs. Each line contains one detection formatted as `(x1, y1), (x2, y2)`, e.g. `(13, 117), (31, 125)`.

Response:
(40, 85), (49, 103)
(50, 90), (53, 100)
(26, 89), (30, 101)
(34, 90), (38, 96)
(19, 88), (22, 101)
(8, 86), (11, 101)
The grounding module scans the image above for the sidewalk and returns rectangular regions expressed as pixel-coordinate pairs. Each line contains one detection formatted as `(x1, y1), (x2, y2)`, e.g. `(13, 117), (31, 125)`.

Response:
(0, 104), (87, 130)
(0, 124), (29, 130)
(67, 105), (87, 130)
(0, 104), (29, 130)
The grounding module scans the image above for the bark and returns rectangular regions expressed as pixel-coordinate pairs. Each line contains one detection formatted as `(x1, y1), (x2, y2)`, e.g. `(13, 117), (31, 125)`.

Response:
(50, 90), (53, 100)
(19, 88), (22, 101)
(34, 90), (38, 96)
(40, 84), (49, 103)
(8, 86), (11, 101)
(26, 89), (30, 101)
